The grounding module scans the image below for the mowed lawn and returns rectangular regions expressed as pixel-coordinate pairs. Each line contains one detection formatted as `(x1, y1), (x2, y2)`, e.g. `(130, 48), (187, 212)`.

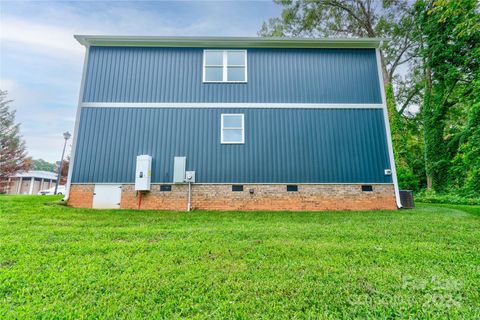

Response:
(0, 196), (479, 319)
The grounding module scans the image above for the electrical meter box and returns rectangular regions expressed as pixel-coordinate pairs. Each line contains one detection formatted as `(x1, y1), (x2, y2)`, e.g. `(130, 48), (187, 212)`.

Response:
(185, 171), (195, 183)
(135, 155), (152, 191)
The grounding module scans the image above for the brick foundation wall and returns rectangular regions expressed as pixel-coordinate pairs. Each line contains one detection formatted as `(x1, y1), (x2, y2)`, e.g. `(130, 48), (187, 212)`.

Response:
(68, 184), (94, 208)
(68, 183), (397, 211)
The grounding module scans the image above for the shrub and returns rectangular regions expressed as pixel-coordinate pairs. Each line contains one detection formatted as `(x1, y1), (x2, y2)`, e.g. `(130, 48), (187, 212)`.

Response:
(397, 167), (420, 192)
(416, 189), (480, 205)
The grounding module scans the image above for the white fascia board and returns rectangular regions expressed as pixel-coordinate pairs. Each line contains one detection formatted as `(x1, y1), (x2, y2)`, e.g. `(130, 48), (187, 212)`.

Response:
(74, 35), (386, 49)
(80, 102), (384, 109)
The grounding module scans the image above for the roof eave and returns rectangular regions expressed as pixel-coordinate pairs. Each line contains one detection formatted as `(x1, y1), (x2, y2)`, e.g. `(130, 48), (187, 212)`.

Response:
(74, 35), (385, 49)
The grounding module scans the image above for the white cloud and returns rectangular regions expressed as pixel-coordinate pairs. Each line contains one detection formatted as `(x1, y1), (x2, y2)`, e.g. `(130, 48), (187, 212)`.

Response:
(0, 17), (84, 60)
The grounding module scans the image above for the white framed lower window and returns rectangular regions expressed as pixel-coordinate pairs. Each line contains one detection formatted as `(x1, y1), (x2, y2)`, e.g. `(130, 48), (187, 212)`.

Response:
(221, 114), (244, 144)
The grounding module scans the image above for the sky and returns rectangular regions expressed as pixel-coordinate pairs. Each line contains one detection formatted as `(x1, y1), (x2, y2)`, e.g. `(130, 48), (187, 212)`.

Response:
(0, 0), (281, 162)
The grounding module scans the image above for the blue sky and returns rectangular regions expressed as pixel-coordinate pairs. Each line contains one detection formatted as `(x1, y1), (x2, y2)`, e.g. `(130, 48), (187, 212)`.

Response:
(0, 0), (281, 162)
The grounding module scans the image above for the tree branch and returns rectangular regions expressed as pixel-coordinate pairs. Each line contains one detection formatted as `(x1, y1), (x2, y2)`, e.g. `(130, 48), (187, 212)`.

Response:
(388, 37), (413, 82)
(325, 0), (375, 37)
(396, 55), (417, 67)
(355, 0), (375, 35)
(398, 86), (421, 114)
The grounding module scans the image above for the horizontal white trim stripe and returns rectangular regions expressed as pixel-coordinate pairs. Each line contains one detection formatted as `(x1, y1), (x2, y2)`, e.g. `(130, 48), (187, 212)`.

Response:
(80, 102), (383, 109)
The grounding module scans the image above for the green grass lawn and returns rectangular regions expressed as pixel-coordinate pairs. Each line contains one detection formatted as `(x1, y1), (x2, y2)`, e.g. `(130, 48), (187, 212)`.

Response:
(1, 196), (479, 319)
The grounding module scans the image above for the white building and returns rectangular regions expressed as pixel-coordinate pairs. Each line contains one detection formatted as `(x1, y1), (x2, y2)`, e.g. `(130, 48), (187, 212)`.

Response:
(5, 171), (58, 195)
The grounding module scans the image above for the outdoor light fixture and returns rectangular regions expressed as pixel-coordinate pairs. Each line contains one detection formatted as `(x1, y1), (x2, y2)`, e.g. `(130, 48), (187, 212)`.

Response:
(54, 131), (71, 195)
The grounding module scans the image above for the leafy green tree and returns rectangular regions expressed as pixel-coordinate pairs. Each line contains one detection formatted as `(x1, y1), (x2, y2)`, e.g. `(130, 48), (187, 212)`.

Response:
(415, 0), (479, 192)
(0, 90), (31, 192)
(451, 99), (480, 196)
(32, 159), (56, 172)
(437, 0), (480, 196)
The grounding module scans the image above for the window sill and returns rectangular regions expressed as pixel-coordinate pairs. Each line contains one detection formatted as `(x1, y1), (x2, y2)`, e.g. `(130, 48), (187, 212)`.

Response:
(203, 81), (247, 84)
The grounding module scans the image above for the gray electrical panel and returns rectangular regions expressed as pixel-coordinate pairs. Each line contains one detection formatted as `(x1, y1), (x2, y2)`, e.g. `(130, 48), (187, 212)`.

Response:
(173, 156), (186, 183)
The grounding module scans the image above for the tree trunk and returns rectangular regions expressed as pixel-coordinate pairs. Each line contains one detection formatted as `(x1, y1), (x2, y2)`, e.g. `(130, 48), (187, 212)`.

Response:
(426, 175), (432, 189)
(423, 62), (433, 190)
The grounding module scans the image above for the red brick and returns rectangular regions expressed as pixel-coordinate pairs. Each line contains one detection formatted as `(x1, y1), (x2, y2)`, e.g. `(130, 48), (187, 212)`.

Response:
(68, 184), (94, 208)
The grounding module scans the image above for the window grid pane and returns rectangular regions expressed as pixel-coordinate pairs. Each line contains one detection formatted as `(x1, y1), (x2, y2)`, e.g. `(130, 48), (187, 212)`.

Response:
(205, 51), (223, 66)
(223, 115), (242, 128)
(222, 129), (243, 143)
(227, 67), (246, 82)
(204, 67), (223, 81)
(227, 51), (245, 66)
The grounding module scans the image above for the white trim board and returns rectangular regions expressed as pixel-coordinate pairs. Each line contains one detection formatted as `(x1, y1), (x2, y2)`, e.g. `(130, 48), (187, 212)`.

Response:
(80, 102), (384, 109)
(375, 48), (402, 209)
(65, 45), (90, 201)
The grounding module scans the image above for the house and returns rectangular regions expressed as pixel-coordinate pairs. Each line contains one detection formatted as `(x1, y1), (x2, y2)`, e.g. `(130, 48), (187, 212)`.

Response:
(66, 36), (401, 211)
(4, 171), (57, 195)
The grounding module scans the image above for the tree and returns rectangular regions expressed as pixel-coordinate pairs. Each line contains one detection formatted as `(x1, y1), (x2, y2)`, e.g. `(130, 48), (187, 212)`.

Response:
(58, 156), (70, 185)
(0, 90), (31, 192)
(414, 0), (479, 192)
(32, 159), (56, 172)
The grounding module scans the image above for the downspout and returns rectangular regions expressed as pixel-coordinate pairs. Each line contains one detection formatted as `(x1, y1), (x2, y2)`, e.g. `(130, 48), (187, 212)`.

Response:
(375, 45), (402, 208)
(187, 182), (192, 212)
(65, 43), (90, 201)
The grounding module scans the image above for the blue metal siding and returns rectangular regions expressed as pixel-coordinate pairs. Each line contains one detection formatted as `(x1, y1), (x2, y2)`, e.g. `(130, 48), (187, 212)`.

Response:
(83, 47), (381, 103)
(71, 107), (392, 184)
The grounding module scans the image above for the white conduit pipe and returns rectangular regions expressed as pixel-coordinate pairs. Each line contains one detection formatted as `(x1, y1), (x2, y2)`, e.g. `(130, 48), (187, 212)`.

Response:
(187, 182), (192, 212)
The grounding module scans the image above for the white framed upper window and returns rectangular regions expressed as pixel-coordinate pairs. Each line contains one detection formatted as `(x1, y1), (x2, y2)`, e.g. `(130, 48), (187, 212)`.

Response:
(203, 50), (247, 83)
(221, 114), (244, 144)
